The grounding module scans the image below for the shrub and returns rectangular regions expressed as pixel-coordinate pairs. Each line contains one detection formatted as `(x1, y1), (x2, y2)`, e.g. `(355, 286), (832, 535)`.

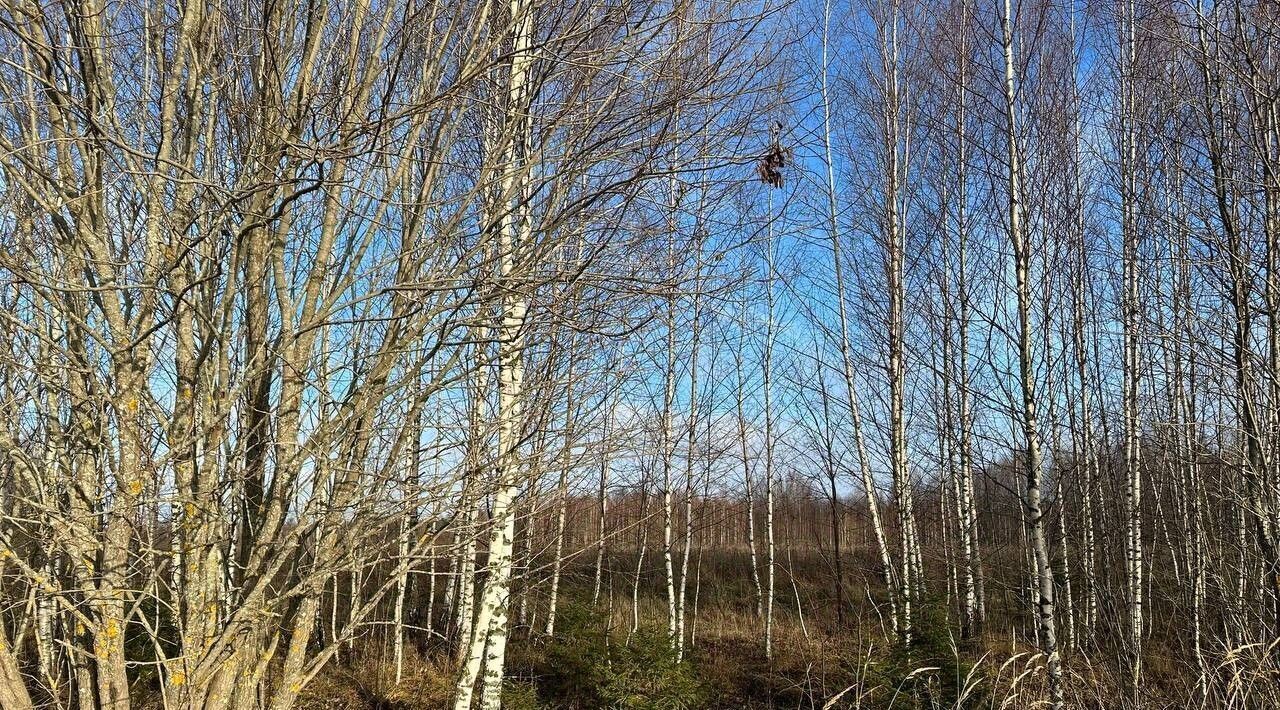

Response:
(874, 596), (986, 709)
(598, 627), (706, 710)
(519, 602), (708, 709)
(503, 680), (544, 710)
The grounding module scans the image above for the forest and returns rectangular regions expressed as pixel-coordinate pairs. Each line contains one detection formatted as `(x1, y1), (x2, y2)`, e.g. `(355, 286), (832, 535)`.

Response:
(0, 0), (1278, 708)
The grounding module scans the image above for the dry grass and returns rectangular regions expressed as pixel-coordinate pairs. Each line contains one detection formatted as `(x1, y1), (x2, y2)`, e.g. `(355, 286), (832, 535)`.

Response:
(296, 631), (1280, 709)
(299, 645), (456, 710)
(296, 552), (1280, 709)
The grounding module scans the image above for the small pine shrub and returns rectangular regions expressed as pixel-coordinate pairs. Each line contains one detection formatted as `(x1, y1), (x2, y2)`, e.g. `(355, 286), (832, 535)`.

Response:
(519, 602), (709, 709)
(503, 680), (544, 710)
(875, 596), (987, 709)
(598, 627), (706, 710)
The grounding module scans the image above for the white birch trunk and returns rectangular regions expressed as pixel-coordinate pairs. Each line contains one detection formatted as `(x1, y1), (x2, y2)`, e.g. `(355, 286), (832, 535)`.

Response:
(593, 400), (615, 606)
(762, 189), (778, 660)
(453, 0), (534, 704)
(545, 351), (578, 637)
(999, 0), (1063, 703)
(821, 0), (900, 637)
